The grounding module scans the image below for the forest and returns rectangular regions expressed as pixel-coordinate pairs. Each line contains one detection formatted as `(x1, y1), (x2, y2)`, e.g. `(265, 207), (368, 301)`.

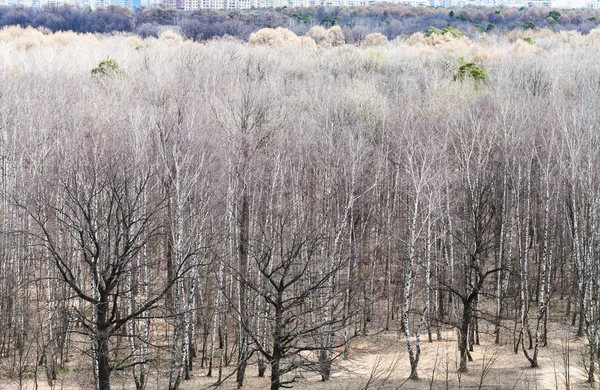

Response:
(1, 16), (600, 390)
(2, 3), (600, 40)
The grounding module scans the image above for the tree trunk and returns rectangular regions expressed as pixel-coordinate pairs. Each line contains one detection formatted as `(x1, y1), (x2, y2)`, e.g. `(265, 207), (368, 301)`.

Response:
(589, 333), (596, 383)
(409, 362), (419, 380)
(258, 354), (267, 377)
(236, 191), (250, 389)
(96, 301), (111, 390)
(458, 299), (472, 373)
(319, 349), (331, 381)
(97, 335), (111, 390)
(270, 354), (281, 390)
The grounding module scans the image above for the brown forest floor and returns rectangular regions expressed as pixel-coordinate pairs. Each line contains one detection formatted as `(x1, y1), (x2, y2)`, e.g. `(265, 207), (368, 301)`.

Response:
(184, 318), (600, 390)
(0, 304), (597, 390)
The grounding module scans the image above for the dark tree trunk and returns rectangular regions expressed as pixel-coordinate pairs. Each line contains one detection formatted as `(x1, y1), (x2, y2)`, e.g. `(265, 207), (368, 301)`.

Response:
(409, 360), (419, 380)
(458, 299), (472, 373)
(97, 299), (112, 390)
(468, 317), (474, 352)
(186, 340), (193, 379)
(258, 354), (267, 377)
(236, 176), (250, 388)
(270, 343), (282, 390)
(475, 314), (480, 345)
(577, 299), (585, 337)
(319, 350), (331, 381)
(98, 337), (111, 390)
(166, 232), (174, 312)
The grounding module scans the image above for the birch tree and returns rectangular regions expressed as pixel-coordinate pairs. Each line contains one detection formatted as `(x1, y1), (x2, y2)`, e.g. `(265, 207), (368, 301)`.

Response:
(396, 118), (441, 380)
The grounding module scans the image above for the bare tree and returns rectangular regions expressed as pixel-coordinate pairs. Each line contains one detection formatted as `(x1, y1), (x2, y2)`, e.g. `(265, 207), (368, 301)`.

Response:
(441, 106), (504, 373)
(19, 133), (188, 390)
(393, 118), (442, 380)
(238, 151), (349, 390)
(211, 61), (284, 388)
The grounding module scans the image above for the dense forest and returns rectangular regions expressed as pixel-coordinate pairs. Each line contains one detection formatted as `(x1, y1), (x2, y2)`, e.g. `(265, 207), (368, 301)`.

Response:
(2, 3), (600, 40)
(1, 15), (600, 390)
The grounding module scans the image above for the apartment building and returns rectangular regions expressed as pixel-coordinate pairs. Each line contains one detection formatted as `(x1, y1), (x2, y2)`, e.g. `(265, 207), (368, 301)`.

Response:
(525, 0), (551, 6)
(0, 0), (592, 12)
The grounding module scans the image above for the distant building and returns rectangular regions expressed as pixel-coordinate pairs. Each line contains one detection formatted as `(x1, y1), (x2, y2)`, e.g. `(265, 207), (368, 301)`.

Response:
(473, 0), (497, 6)
(0, 0), (596, 12)
(588, 0), (600, 7)
(526, 0), (552, 6)
(401, 0), (428, 6)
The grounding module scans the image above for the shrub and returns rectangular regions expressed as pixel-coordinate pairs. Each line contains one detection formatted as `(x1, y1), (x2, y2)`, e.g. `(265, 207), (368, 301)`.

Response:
(249, 27), (297, 46)
(322, 15), (339, 28)
(456, 13), (469, 22)
(443, 25), (463, 38)
(362, 32), (388, 46)
(558, 14), (571, 25)
(453, 57), (488, 86)
(426, 25), (462, 38)
(548, 10), (561, 22)
(306, 25), (329, 45)
(50, 30), (79, 46)
(0, 26), (45, 51)
(426, 26), (442, 37)
(406, 31), (425, 45)
(91, 59), (125, 78)
(159, 29), (183, 46)
(522, 36), (535, 44)
(290, 11), (312, 24)
(305, 26), (345, 47)
(298, 35), (318, 49)
(328, 26), (345, 46)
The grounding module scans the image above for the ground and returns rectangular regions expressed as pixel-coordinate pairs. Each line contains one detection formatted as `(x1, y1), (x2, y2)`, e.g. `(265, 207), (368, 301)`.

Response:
(180, 320), (592, 390)
(0, 309), (596, 390)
